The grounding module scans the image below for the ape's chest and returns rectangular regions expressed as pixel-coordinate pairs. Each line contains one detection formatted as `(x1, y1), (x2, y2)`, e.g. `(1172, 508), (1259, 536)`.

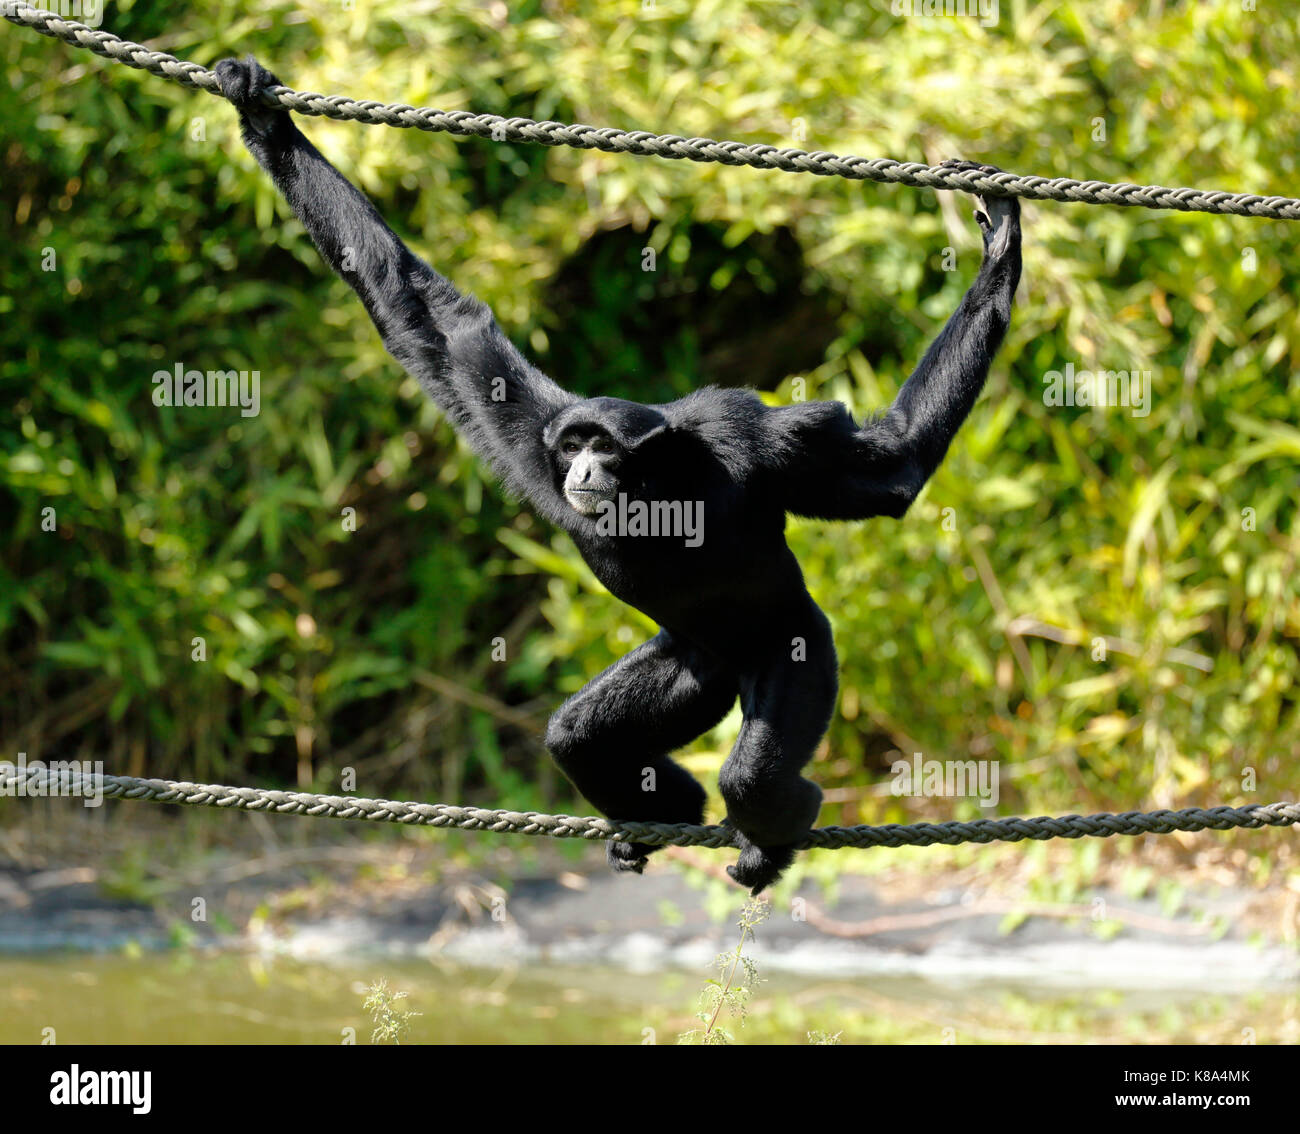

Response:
(572, 512), (794, 631)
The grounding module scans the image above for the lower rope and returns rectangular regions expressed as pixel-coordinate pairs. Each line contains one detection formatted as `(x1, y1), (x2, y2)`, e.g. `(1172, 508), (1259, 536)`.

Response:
(2, 768), (1297, 851)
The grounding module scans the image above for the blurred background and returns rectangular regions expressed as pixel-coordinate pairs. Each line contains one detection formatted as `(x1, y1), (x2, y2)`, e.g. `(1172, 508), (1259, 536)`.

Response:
(1, 0), (1297, 1044)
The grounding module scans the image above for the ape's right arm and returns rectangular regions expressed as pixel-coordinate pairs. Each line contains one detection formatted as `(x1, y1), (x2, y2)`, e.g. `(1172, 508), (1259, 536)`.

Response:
(214, 58), (573, 502)
(769, 169), (1022, 522)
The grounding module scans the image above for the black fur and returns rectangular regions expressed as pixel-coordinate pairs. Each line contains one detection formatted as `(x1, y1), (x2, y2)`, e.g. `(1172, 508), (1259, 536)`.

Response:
(216, 58), (1023, 893)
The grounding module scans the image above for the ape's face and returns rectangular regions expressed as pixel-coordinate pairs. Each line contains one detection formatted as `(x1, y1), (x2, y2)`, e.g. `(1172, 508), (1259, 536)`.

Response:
(555, 427), (624, 515)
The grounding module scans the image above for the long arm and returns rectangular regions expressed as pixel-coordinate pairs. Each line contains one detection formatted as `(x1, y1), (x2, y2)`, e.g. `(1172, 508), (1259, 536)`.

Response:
(772, 178), (1022, 521)
(214, 58), (573, 503)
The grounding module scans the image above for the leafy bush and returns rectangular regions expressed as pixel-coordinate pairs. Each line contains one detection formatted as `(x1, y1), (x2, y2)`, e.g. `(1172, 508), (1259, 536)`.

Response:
(2, 0), (1296, 833)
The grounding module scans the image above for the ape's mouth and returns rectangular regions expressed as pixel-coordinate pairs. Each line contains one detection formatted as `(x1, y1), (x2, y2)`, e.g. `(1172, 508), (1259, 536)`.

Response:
(565, 487), (613, 514)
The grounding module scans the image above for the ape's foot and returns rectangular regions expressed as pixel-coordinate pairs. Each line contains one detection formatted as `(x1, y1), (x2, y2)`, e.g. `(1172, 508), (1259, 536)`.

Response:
(716, 775), (819, 894)
(606, 839), (654, 875)
(725, 837), (799, 896)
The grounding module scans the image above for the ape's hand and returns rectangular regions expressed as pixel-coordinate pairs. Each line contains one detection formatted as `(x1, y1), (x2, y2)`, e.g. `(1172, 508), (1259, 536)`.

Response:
(940, 158), (1021, 260)
(214, 57), (291, 142)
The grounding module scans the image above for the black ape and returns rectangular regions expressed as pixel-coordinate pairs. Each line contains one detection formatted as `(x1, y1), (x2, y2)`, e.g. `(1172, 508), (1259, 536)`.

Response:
(216, 58), (1023, 893)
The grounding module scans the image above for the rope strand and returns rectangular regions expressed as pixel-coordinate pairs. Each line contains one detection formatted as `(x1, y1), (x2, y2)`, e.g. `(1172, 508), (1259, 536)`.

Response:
(4, 768), (1297, 851)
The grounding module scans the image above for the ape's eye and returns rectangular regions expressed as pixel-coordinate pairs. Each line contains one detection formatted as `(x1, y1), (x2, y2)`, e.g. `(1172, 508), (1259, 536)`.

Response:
(562, 441), (581, 455)
(591, 437), (612, 453)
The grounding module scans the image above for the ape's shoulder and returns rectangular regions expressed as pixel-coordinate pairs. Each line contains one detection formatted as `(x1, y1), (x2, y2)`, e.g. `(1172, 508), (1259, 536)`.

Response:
(658, 388), (769, 478)
(660, 386), (764, 427)
(662, 386), (856, 428)
(660, 388), (859, 479)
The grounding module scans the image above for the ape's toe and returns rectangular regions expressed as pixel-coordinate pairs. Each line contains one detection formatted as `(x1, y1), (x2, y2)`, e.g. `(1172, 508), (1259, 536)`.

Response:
(606, 840), (651, 874)
(726, 841), (798, 895)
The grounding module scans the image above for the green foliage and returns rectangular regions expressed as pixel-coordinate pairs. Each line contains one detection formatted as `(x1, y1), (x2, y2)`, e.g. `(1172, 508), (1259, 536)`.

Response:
(679, 896), (769, 1044)
(362, 978), (421, 1044)
(99, 846), (173, 906)
(1, 0), (1297, 851)
(807, 1030), (843, 1045)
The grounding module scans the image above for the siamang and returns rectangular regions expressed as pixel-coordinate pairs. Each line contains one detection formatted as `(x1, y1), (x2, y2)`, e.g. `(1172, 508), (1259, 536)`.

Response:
(216, 58), (1023, 893)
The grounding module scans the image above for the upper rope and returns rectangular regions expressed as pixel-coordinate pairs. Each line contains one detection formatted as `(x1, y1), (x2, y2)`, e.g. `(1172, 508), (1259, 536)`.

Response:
(5, 0), (1300, 220)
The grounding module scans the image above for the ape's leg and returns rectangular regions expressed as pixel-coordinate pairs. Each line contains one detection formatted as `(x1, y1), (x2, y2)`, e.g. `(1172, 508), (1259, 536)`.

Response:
(719, 604), (838, 894)
(545, 631), (739, 874)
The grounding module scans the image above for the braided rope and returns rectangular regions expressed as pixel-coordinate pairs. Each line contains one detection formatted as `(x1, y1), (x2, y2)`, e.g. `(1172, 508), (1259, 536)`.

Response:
(3, 768), (1297, 851)
(5, 1), (1300, 219)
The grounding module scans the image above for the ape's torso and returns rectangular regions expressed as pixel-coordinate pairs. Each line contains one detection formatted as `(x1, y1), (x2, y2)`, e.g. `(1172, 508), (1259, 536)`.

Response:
(565, 481), (819, 663)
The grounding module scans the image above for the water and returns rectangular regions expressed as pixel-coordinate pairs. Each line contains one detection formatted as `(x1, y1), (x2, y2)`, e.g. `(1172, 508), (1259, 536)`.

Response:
(2, 952), (1294, 1044)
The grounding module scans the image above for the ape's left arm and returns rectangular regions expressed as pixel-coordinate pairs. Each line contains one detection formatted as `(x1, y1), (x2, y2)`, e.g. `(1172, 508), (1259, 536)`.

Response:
(771, 182), (1022, 521)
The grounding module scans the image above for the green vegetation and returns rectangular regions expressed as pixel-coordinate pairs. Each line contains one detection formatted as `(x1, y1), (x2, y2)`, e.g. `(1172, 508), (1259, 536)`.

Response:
(2, 1), (1297, 869)
(679, 896), (770, 1044)
(362, 978), (422, 1044)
